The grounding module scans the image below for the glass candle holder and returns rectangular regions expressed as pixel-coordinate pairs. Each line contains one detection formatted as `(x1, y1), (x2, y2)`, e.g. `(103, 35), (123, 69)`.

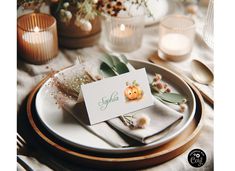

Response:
(158, 15), (195, 62)
(102, 5), (145, 52)
(203, 0), (214, 49)
(17, 13), (58, 64)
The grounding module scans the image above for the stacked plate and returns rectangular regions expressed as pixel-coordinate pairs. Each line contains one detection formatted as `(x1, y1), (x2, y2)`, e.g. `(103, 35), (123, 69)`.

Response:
(27, 60), (204, 170)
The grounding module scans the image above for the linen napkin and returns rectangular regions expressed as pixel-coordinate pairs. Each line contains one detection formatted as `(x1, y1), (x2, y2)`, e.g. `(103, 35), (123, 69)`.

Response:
(63, 98), (133, 148)
(64, 96), (183, 145)
(108, 98), (183, 144)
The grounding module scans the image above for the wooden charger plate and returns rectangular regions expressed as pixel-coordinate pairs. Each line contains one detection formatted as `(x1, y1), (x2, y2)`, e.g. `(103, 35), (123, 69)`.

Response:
(27, 72), (205, 170)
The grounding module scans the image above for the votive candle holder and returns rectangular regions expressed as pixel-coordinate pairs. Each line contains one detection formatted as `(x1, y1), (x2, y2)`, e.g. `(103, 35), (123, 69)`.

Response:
(17, 13), (58, 64)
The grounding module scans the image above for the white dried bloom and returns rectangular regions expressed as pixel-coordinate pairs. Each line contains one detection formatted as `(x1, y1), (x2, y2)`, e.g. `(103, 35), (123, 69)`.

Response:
(63, 2), (69, 8)
(179, 103), (187, 113)
(153, 73), (162, 82)
(65, 11), (72, 20)
(93, 0), (98, 3)
(60, 9), (65, 16)
(135, 114), (150, 129)
(75, 19), (92, 32)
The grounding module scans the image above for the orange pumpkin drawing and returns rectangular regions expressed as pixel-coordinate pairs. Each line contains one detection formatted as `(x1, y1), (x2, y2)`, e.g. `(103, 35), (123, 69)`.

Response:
(124, 85), (143, 100)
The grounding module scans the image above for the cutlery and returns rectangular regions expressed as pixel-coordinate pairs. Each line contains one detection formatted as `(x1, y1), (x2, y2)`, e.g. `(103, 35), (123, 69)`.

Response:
(17, 156), (34, 171)
(191, 59), (214, 85)
(17, 133), (68, 171)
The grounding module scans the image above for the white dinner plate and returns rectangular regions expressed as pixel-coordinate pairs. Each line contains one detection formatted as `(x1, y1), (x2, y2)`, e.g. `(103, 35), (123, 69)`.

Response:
(35, 60), (196, 153)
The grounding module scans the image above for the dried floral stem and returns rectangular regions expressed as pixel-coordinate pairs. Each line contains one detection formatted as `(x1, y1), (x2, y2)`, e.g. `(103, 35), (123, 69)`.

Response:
(55, 79), (80, 99)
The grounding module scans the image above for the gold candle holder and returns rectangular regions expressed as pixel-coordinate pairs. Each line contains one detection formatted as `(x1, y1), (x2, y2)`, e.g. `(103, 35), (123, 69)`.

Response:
(17, 13), (58, 64)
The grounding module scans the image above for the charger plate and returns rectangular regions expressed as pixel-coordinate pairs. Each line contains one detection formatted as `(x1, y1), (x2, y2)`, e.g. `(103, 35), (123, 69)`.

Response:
(26, 63), (204, 170)
(34, 60), (196, 153)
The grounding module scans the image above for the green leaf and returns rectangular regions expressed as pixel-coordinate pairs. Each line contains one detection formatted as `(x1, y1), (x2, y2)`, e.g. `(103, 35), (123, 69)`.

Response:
(155, 93), (186, 104)
(100, 62), (116, 77)
(115, 62), (129, 74)
(55, 0), (64, 13)
(120, 54), (129, 64)
(100, 55), (114, 68)
(110, 55), (121, 66)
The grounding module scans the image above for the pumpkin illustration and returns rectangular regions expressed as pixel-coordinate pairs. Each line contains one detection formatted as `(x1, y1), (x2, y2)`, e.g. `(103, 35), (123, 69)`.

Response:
(124, 84), (143, 101)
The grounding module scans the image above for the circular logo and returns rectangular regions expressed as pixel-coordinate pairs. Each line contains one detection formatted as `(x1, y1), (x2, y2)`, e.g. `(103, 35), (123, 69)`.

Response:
(188, 149), (206, 167)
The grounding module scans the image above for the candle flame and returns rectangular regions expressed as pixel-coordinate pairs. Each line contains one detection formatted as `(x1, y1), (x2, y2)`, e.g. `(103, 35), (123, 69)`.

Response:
(34, 26), (40, 32)
(120, 24), (125, 31)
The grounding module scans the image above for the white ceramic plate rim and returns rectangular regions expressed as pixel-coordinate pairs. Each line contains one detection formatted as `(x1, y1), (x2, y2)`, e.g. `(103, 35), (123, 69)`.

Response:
(35, 59), (196, 153)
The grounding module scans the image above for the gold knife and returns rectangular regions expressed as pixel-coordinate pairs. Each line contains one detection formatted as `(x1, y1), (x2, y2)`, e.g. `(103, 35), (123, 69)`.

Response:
(148, 54), (214, 107)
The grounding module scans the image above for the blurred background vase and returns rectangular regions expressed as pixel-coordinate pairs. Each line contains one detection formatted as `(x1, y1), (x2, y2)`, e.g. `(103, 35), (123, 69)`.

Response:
(50, 4), (101, 49)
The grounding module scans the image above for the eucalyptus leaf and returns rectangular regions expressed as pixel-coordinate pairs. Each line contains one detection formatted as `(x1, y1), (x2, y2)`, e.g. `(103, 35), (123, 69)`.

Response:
(120, 54), (129, 64)
(100, 55), (114, 68)
(100, 62), (116, 77)
(110, 55), (121, 66)
(156, 93), (186, 104)
(114, 62), (129, 74)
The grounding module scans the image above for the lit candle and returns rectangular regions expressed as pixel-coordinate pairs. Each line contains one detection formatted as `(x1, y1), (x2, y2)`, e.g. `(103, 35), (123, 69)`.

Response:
(17, 13), (58, 64)
(111, 24), (133, 38)
(22, 26), (54, 61)
(109, 24), (134, 52)
(158, 33), (192, 61)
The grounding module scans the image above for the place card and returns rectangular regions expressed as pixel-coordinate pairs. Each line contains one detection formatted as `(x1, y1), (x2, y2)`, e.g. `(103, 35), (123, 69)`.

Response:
(81, 68), (154, 125)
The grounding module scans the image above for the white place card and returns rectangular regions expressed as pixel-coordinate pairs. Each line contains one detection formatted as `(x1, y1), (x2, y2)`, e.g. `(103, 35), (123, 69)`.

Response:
(81, 68), (154, 125)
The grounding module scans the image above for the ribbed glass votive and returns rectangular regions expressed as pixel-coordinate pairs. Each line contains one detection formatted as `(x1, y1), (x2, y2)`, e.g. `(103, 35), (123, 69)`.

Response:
(17, 13), (58, 64)
(102, 5), (145, 52)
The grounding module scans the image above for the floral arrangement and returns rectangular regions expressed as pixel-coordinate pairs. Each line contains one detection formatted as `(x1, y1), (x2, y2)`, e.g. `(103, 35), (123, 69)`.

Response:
(17, 0), (151, 31)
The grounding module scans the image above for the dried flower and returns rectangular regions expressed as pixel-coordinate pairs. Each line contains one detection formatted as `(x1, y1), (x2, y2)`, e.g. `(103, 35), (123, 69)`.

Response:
(186, 4), (198, 15)
(120, 114), (150, 129)
(63, 2), (69, 8)
(179, 103), (187, 113)
(47, 70), (94, 108)
(75, 18), (92, 31)
(154, 73), (162, 81)
(135, 115), (151, 129)
(60, 9), (65, 16)
(93, 0), (98, 4)
(19, 0), (152, 23)
(65, 11), (72, 20)
(156, 82), (163, 90)
(166, 88), (171, 93)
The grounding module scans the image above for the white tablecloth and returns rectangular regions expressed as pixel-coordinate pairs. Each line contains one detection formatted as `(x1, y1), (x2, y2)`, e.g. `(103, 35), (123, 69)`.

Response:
(17, 5), (213, 171)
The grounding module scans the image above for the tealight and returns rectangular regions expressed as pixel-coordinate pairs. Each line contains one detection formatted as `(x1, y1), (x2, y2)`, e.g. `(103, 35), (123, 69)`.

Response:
(103, 5), (145, 52)
(17, 13), (58, 64)
(158, 15), (195, 62)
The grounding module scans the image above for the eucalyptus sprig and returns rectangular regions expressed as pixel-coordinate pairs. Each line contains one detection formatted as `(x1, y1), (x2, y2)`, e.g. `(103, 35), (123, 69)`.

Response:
(99, 54), (187, 107)
(100, 54), (129, 76)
